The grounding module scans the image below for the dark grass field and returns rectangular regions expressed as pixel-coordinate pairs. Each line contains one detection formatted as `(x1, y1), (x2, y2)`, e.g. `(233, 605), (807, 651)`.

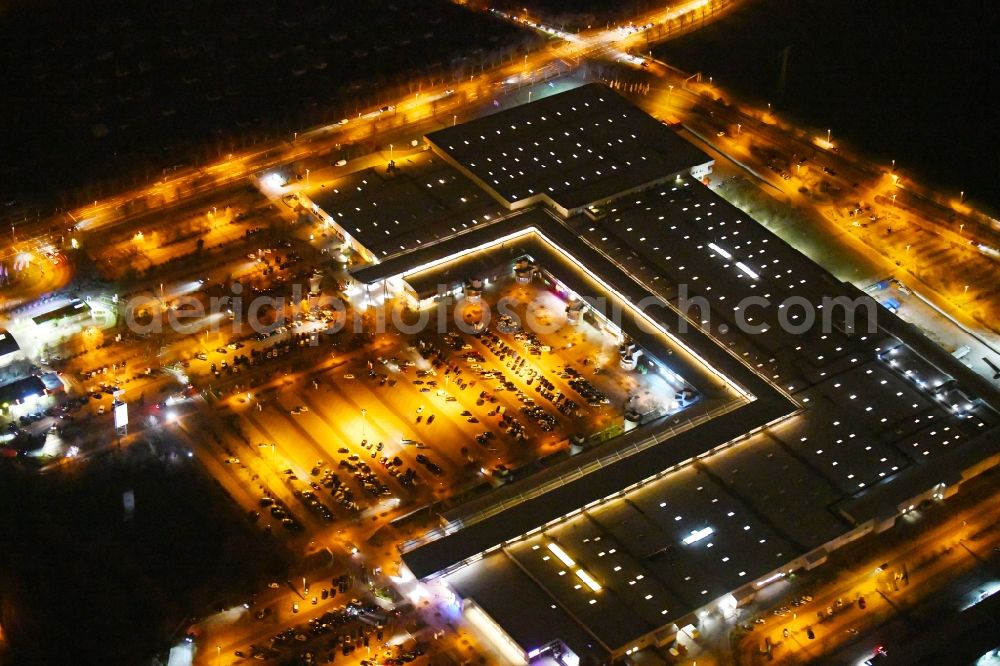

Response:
(0, 437), (291, 665)
(652, 0), (1000, 211)
(0, 0), (536, 207)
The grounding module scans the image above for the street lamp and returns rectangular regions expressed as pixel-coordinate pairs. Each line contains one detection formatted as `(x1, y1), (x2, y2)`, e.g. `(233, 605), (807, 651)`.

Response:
(826, 128), (832, 145)
(305, 168), (310, 184)
(736, 123), (741, 136)
(453, 114), (457, 126)
(528, 91), (532, 103)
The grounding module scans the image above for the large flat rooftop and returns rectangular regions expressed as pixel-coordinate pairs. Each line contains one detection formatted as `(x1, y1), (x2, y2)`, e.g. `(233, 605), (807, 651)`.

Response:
(445, 462), (804, 661)
(576, 179), (999, 493)
(308, 151), (506, 260)
(425, 83), (712, 213)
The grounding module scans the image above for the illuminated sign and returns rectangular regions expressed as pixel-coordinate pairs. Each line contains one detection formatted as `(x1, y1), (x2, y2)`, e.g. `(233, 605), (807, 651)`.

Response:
(113, 401), (128, 429)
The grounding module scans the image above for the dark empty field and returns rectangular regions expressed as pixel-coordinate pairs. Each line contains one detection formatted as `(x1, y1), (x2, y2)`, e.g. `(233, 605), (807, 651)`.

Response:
(0, 439), (291, 664)
(0, 0), (536, 207)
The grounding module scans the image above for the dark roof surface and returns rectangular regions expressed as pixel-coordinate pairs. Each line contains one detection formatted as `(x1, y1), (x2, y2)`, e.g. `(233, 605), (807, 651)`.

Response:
(446, 552), (610, 661)
(309, 156), (505, 260)
(425, 83), (711, 211)
(350, 208), (542, 285)
(0, 329), (20, 357)
(447, 459), (804, 654)
(834, 430), (1000, 523)
(0, 375), (46, 405)
(31, 299), (90, 326)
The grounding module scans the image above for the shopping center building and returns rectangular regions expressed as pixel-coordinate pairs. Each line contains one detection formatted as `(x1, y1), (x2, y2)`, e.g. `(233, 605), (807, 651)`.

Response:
(335, 84), (1000, 664)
